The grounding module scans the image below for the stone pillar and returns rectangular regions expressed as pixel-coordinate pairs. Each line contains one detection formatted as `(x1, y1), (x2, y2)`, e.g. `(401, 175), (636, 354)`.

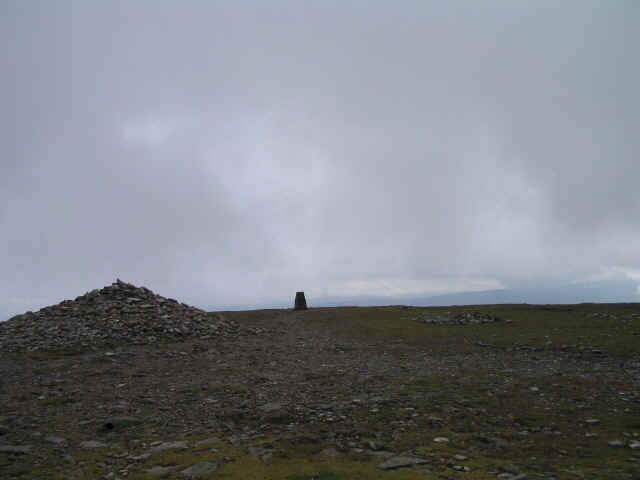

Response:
(294, 291), (308, 310)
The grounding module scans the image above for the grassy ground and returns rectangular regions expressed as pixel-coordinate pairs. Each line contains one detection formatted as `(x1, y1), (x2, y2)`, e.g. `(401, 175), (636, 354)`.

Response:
(296, 303), (640, 354)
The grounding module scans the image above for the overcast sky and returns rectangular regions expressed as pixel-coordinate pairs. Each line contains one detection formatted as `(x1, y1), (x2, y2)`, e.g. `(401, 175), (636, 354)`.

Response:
(1, 1), (639, 316)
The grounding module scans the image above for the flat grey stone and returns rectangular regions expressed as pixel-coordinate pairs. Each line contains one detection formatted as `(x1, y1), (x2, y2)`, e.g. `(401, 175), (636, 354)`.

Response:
(129, 453), (151, 461)
(378, 455), (429, 470)
(0, 445), (31, 454)
(180, 461), (218, 475)
(259, 402), (283, 412)
(368, 440), (385, 451)
(150, 440), (188, 452)
(45, 436), (67, 446)
(79, 440), (108, 448)
(195, 437), (221, 446)
(319, 447), (341, 457)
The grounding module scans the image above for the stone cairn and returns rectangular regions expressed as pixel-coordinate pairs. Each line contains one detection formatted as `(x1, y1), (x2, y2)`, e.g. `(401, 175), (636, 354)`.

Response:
(0, 279), (238, 352)
(294, 291), (308, 310)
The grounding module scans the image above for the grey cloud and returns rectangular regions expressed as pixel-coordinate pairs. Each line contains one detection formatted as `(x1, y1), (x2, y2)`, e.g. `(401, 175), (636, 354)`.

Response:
(1, 1), (639, 317)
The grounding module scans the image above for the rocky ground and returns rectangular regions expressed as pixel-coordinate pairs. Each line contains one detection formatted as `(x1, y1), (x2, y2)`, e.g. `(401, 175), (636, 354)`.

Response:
(1, 285), (639, 479)
(412, 311), (504, 326)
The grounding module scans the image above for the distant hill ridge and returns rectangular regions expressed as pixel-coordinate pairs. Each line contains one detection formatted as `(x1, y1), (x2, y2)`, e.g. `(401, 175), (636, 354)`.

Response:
(0, 279), (238, 352)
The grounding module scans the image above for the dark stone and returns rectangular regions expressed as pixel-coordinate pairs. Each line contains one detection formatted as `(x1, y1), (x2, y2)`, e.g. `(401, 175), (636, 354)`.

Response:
(294, 292), (308, 310)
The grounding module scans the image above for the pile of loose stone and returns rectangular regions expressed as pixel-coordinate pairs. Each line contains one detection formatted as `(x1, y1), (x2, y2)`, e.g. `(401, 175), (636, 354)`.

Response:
(584, 312), (640, 321)
(414, 311), (503, 325)
(0, 279), (238, 352)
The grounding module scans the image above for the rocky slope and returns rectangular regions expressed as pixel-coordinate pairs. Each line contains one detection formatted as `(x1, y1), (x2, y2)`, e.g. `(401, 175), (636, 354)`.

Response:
(0, 280), (238, 352)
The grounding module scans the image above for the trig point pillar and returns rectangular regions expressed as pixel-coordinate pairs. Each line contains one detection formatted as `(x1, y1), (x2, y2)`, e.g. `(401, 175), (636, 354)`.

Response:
(294, 291), (308, 310)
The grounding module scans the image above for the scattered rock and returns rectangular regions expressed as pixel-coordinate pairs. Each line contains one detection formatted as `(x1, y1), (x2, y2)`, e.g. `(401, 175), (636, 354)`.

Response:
(414, 311), (503, 325)
(180, 461), (218, 475)
(434, 436), (450, 443)
(366, 450), (394, 457)
(0, 279), (239, 352)
(453, 465), (471, 471)
(502, 464), (520, 474)
(104, 416), (141, 430)
(79, 440), (108, 449)
(0, 445), (31, 454)
(259, 402), (283, 413)
(45, 436), (67, 446)
(195, 437), (221, 447)
(129, 453), (151, 461)
(319, 447), (341, 457)
(146, 465), (174, 475)
(150, 440), (188, 452)
(248, 446), (273, 462)
(378, 455), (430, 470)
(368, 440), (385, 451)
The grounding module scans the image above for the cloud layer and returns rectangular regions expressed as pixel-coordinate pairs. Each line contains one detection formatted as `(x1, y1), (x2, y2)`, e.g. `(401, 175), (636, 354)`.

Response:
(1, 1), (639, 315)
